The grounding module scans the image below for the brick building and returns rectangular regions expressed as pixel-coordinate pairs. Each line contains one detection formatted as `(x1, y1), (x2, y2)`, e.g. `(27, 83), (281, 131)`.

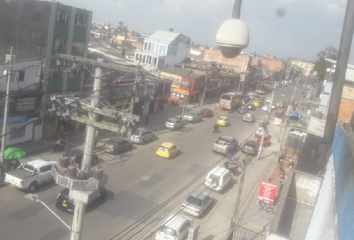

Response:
(339, 85), (354, 122)
(203, 49), (251, 73)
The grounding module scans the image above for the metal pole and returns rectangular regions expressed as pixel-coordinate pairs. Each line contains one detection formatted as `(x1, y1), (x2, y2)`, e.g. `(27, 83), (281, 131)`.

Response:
(36, 199), (71, 230)
(1, 47), (13, 170)
(70, 58), (103, 240)
(276, 119), (288, 162)
(323, 0), (354, 144)
(267, 83), (276, 122)
(257, 128), (265, 160)
(200, 72), (208, 111)
(232, 0), (243, 19)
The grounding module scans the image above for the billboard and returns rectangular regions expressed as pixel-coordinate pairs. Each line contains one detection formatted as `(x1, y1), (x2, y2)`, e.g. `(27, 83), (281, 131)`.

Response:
(258, 181), (278, 205)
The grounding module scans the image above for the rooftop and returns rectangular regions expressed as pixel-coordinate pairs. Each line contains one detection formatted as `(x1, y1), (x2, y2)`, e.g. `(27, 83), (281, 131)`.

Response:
(145, 30), (182, 45)
(161, 66), (204, 78)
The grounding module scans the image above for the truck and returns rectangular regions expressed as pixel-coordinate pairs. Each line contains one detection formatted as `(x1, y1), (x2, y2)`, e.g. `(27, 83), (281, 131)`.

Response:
(212, 136), (238, 154)
(5, 159), (56, 192)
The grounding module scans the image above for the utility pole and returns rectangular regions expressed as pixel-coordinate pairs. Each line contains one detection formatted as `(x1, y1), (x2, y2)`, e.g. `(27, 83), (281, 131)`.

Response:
(257, 128), (265, 160)
(323, 0), (354, 144)
(1, 47), (14, 170)
(70, 58), (103, 240)
(266, 82), (276, 122)
(200, 71), (209, 111)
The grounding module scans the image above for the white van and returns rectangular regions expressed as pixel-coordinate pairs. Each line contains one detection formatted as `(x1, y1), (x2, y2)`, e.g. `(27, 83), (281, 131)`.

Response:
(204, 166), (232, 192)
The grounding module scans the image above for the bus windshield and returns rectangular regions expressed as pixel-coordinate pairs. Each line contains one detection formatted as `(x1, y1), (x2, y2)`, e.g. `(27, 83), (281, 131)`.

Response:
(221, 95), (232, 100)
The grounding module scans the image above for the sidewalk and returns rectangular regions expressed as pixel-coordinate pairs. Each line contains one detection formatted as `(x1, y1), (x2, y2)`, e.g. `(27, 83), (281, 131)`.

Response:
(198, 125), (283, 240)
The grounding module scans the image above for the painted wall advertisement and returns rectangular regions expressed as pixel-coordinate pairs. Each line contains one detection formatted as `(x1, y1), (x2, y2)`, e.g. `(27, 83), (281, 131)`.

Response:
(0, 115), (29, 126)
(258, 181), (278, 205)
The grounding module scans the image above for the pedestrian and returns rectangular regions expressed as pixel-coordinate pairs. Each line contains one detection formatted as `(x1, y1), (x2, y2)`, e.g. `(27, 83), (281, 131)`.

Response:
(53, 139), (62, 153)
(145, 115), (150, 125)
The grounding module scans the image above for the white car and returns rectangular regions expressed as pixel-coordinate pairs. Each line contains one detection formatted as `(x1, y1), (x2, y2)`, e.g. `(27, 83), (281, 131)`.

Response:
(262, 105), (270, 112)
(5, 159), (56, 192)
(155, 214), (193, 240)
(204, 166), (232, 192)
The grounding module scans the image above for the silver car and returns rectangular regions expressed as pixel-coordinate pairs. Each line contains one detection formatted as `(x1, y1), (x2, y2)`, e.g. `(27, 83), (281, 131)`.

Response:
(165, 117), (183, 130)
(181, 190), (214, 217)
(130, 128), (155, 144)
(183, 112), (203, 123)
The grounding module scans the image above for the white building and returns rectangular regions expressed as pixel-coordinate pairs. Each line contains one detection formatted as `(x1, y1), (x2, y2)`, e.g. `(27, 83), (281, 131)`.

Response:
(0, 58), (43, 146)
(134, 29), (190, 69)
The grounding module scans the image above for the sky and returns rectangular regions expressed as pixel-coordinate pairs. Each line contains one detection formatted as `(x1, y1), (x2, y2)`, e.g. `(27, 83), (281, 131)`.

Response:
(58, 0), (352, 63)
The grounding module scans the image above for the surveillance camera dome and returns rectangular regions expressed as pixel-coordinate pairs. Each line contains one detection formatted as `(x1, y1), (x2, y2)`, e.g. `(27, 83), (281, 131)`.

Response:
(216, 18), (249, 58)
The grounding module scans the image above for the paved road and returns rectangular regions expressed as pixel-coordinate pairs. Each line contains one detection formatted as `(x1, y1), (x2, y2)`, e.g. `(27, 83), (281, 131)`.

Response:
(0, 86), (301, 240)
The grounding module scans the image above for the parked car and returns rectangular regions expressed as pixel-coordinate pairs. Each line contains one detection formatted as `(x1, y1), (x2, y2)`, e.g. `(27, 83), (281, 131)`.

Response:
(238, 106), (248, 114)
(270, 104), (276, 110)
(183, 112), (203, 123)
(256, 89), (267, 95)
(103, 138), (132, 154)
(217, 116), (230, 126)
(130, 127), (155, 144)
(200, 108), (213, 117)
(212, 136), (238, 154)
(265, 97), (271, 103)
(156, 142), (179, 159)
(56, 187), (106, 213)
(243, 113), (255, 123)
(165, 117), (183, 130)
(155, 214), (193, 240)
(253, 100), (262, 107)
(5, 159), (56, 192)
(276, 101), (284, 108)
(262, 105), (270, 112)
(204, 166), (232, 192)
(181, 190), (214, 217)
(241, 140), (260, 156)
(63, 150), (99, 168)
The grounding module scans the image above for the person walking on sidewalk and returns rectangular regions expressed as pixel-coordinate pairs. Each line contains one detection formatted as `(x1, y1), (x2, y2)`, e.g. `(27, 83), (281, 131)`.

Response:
(53, 138), (63, 153)
(145, 115), (150, 125)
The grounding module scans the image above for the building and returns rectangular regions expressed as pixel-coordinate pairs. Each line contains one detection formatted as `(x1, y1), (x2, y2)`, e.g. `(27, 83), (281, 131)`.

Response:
(203, 49), (251, 73)
(289, 59), (315, 76)
(0, 55), (43, 146)
(134, 29), (191, 69)
(0, 1), (93, 139)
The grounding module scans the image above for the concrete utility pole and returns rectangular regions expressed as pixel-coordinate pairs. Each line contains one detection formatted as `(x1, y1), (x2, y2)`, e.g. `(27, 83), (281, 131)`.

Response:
(267, 82), (276, 122)
(257, 128), (265, 160)
(200, 72), (209, 111)
(1, 47), (14, 170)
(70, 59), (104, 240)
(323, 0), (354, 144)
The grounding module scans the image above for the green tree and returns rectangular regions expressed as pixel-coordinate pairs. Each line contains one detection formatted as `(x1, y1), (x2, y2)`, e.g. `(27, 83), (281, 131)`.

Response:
(313, 46), (338, 81)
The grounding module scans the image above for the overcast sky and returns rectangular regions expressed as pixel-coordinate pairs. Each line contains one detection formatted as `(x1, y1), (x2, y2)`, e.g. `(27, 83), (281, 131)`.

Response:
(59, 0), (352, 63)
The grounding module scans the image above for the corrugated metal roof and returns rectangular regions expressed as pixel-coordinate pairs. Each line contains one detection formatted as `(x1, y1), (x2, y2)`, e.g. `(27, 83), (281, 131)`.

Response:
(145, 30), (180, 45)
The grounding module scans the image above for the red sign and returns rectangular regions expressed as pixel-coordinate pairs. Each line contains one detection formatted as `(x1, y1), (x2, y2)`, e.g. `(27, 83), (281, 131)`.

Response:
(258, 181), (278, 205)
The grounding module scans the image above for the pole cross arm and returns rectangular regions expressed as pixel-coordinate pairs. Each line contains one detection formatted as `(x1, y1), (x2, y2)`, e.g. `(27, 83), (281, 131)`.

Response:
(56, 54), (141, 73)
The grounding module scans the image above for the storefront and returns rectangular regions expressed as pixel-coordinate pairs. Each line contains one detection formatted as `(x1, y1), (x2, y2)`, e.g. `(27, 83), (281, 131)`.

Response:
(0, 114), (43, 146)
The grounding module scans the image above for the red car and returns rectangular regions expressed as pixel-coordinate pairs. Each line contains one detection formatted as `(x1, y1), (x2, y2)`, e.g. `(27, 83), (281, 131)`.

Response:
(200, 108), (214, 117)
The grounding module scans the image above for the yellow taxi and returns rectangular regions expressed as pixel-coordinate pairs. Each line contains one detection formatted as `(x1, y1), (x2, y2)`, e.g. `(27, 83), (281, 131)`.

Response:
(156, 142), (179, 159)
(253, 100), (262, 107)
(276, 101), (284, 108)
(217, 116), (230, 126)
(265, 97), (271, 104)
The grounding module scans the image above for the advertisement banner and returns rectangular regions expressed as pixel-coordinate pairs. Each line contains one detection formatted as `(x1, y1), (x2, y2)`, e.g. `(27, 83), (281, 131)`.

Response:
(0, 115), (28, 126)
(258, 181), (278, 205)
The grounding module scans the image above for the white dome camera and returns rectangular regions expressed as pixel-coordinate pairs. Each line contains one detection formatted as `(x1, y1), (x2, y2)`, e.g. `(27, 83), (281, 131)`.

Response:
(216, 18), (249, 58)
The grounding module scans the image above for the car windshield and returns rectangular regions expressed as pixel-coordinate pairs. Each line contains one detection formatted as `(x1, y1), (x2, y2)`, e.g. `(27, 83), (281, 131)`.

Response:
(23, 164), (35, 172)
(107, 140), (118, 145)
(218, 117), (225, 121)
(161, 226), (177, 236)
(209, 173), (220, 182)
(186, 195), (203, 206)
(159, 146), (170, 152)
(167, 119), (176, 123)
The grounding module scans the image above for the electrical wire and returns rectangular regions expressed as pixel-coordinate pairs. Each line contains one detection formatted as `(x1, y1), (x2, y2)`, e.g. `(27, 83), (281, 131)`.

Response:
(108, 130), (258, 240)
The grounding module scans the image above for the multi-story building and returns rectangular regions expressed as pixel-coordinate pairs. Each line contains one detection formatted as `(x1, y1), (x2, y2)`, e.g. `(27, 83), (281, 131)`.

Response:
(0, 53), (43, 146)
(0, 1), (92, 139)
(289, 59), (315, 76)
(134, 29), (191, 69)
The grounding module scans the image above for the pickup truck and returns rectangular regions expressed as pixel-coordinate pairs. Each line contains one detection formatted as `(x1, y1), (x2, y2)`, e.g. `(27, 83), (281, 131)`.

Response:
(212, 136), (238, 154)
(5, 159), (56, 192)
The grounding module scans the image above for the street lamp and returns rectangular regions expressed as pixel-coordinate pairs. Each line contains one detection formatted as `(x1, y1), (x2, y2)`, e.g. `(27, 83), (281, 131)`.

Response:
(216, 0), (249, 58)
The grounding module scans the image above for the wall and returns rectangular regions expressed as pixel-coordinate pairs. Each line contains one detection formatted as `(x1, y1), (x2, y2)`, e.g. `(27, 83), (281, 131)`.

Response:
(175, 41), (189, 63)
(0, 60), (40, 91)
(318, 81), (332, 115)
(260, 59), (284, 72)
(338, 98), (354, 122)
(2, 119), (34, 146)
(203, 49), (251, 73)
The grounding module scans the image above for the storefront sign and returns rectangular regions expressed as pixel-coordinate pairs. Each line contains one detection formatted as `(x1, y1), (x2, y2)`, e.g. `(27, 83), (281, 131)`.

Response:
(172, 88), (188, 95)
(0, 115), (29, 126)
(258, 181), (278, 205)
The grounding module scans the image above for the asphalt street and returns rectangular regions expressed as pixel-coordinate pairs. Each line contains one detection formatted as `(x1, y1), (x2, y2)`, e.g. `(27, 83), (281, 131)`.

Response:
(0, 85), (302, 240)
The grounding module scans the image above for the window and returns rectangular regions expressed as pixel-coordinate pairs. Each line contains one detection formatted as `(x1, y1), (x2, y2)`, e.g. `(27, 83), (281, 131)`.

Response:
(142, 55), (146, 63)
(9, 126), (26, 140)
(56, 10), (70, 24)
(16, 98), (36, 112)
(72, 42), (85, 54)
(135, 53), (139, 61)
(144, 42), (148, 50)
(159, 45), (163, 54)
(182, 81), (191, 88)
(75, 14), (87, 26)
(156, 44), (160, 53)
(39, 165), (52, 172)
(163, 46), (167, 55)
(18, 70), (25, 82)
(113, 87), (125, 98)
(148, 42), (151, 51)
(151, 43), (155, 52)
(49, 66), (64, 78)
(67, 69), (80, 79)
(53, 39), (67, 53)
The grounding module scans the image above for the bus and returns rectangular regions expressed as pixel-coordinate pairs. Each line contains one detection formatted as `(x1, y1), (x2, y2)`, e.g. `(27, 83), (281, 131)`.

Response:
(219, 92), (243, 110)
